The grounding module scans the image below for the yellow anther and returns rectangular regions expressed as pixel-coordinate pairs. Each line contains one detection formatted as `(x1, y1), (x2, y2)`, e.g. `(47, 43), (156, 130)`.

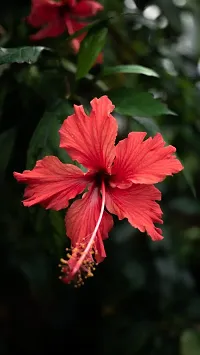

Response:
(60, 258), (67, 264)
(87, 272), (94, 278)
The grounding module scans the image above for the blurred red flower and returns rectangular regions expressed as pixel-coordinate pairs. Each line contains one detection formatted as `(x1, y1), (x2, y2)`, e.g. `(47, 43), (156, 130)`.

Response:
(27, 0), (103, 60)
(14, 96), (183, 286)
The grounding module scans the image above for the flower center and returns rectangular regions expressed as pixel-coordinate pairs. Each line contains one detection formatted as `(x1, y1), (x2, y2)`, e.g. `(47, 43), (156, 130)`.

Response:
(59, 180), (106, 287)
(59, 4), (71, 17)
(95, 170), (110, 188)
(58, 0), (75, 18)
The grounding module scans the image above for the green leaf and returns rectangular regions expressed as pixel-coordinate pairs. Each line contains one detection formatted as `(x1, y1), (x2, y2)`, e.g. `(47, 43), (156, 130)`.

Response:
(103, 65), (159, 77)
(0, 46), (48, 65)
(0, 127), (16, 176)
(76, 25), (108, 80)
(109, 88), (175, 117)
(27, 99), (73, 169)
(66, 19), (102, 42)
(132, 115), (196, 197)
(181, 330), (200, 355)
(133, 116), (160, 136)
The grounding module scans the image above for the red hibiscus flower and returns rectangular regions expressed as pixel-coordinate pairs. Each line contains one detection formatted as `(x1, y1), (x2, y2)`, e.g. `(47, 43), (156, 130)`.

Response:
(13, 96), (183, 286)
(26, 0), (103, 59)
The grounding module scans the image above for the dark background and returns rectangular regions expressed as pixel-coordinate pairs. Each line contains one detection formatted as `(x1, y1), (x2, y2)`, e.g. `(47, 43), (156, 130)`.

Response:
(1, 0), (200, 354)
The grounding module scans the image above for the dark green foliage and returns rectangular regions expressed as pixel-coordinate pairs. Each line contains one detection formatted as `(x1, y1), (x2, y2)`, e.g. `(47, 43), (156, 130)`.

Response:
(76, 23), (108, 79)
(109, 88), (175, 116)
(0, 46), (48, 64)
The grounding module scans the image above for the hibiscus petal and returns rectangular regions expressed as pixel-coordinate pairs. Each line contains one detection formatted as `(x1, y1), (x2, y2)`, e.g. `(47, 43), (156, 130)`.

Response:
(73, 0), (103, 17)
(65, 18), (86, 52)
(27, 0), (61, 28)
(13, 156), (89, 210)
(111, 132), (183, 187)
(59, 96), (117, 172)
(30, 18), (66, 40)
(66, 0), (76, 7)
(105, 184), (163, 241)
(96, 52), (103, 64)
(65, 185), (113, 263)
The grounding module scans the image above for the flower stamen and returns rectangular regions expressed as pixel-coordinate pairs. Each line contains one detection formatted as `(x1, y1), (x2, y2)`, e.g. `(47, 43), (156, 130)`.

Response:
(60, 180), (106, 286)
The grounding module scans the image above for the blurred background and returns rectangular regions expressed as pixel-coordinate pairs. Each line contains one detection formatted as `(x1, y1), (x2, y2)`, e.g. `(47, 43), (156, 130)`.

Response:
(1, 0), (200, 354)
